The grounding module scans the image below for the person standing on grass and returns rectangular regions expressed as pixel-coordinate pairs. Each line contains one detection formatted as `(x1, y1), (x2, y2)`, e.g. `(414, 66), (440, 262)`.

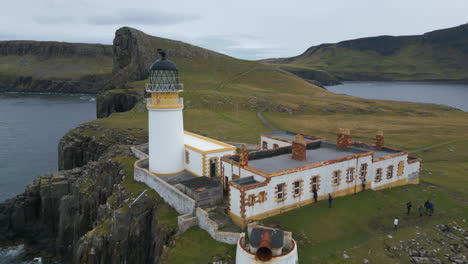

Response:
(424, 200), (430, 215)
(361, 178), (367, 191)
(394, 217), (399, 231)
(406, 201), (412, 215)
(418, 205), (424, 216)
(313, 187), (318, 203)
(428, 202), (435, 216)
(328, 193), (333, 208)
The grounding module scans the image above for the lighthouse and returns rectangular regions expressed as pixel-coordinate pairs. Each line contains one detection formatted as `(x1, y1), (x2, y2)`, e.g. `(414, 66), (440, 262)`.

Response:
(146, 50), (185, 174)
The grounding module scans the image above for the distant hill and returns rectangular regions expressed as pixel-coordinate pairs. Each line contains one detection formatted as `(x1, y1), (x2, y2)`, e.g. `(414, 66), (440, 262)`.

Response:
(265, 23), (468, 82)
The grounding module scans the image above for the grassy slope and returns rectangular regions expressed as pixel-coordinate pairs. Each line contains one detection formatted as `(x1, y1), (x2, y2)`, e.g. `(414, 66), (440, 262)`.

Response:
(281, 44), (468, 81)
(0, 55), (113, 81)
(80, 34), (467, 262)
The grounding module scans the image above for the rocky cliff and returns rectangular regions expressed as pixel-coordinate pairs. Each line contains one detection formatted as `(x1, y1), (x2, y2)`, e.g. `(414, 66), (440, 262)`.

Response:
(0, 40), (114, 94)
(1, 137), (173, 263)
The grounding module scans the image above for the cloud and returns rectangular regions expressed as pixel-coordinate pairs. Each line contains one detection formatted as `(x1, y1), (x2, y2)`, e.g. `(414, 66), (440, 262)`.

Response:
(33, 8), (200, 26)
(193, 35), (285, 60)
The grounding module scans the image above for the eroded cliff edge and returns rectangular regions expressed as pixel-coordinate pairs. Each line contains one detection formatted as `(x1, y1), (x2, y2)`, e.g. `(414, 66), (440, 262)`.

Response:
(0, 121), (175, 263)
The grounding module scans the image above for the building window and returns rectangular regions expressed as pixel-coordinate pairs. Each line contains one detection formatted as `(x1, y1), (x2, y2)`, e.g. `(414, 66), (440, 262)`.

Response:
(360, 163), (368, 179)
(276, 183), (286, 201)
(397, 161), (404, 176)
(375, 168), (383, 182)
(248, 194), (256, 206)
(332, 170), (341, 186)
(346, 167), (355, 183)
(273, 143), (279, 148)
(185, 150), (190, 164)
(311, 175), (320, 192)
(262, 141), (268, 150)
(386, 165), (394, 179)
(292, 180), (302, 197)
(258, 191), (267, 203)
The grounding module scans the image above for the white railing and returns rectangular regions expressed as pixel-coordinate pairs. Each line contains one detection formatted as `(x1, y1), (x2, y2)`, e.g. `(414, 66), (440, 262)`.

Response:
(145, 83), (184, 92)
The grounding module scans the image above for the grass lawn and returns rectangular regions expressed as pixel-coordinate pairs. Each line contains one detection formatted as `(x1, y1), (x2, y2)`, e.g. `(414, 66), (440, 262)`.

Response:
(162, 228), (236, 264)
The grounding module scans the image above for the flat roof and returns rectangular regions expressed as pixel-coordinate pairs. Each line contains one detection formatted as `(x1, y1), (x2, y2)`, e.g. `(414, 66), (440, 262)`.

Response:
(158, 171), (196, 185)
(180, 176), (220, 191)
(350, 142), (402, 159)
(184, 131), (235, 152)
(248, 142), (369, 173)
(263, 131), (322, 142)
(231, 176), (259, 187)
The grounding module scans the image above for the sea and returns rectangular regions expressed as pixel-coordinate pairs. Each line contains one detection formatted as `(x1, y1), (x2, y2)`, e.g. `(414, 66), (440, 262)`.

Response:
(0, 82), (467, 261)
(327, 81), (468, 112)
(0, 93), (96, 202)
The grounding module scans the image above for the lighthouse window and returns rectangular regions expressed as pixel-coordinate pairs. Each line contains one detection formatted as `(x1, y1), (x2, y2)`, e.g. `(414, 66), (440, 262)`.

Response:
(185, 150), (190, 164)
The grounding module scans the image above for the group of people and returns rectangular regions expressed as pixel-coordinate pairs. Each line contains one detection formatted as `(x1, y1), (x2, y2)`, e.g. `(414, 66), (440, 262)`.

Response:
(394, 200), (435, 231)
(406, 200), (435, 216)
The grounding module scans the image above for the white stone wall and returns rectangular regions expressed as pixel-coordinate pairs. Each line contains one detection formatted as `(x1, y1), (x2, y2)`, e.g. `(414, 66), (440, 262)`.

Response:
(369, 155), (408, 189)
(184, 147), (203, 176)
(229, 187), (242, 216)
(407, 160), (421, 182)
(239, 155), (372, 219)
(196, 208), (242, 245)
(134, 163), (196, 215)
(130, 144), (149, 159)
(260, 136), (290, 149)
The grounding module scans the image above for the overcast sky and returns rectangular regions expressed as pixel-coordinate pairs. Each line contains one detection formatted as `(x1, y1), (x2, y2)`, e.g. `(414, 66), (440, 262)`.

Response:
(1, 0), (467, 59)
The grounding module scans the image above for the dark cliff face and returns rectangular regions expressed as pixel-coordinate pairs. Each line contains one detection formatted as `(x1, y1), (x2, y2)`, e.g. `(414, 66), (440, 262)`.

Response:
(0, 41), (112, 58)
(58, 123), (146, 171)
(0, 145), (173, 263)
(96, 89), (142, 119)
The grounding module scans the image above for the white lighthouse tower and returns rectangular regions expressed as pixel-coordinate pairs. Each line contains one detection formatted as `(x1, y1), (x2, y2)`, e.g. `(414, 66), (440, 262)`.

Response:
(146, 50), (185, 174)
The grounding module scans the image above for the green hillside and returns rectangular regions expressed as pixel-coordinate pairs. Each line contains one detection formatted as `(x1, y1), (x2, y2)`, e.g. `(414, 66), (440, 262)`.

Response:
(84, 28), (468, 263)
(0, 41), (113, 81)
(266, 23), (468, 82)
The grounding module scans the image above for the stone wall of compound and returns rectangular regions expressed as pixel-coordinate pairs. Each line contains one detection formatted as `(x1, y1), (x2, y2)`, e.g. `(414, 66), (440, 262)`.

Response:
(134, 159), (196, 215)
(196, 207), (242, 245)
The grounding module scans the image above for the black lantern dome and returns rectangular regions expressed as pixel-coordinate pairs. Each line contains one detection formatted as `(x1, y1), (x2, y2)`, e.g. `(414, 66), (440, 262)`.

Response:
(147, 49), (181, 92)
(150, 49), (178, 71)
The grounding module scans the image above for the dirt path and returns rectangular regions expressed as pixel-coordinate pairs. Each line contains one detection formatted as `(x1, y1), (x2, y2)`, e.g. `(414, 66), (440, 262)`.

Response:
(409, 139), (461, 154)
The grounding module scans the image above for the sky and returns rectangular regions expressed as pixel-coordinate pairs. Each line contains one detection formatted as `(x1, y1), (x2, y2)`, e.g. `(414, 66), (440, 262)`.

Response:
(1, 0), (467, 60)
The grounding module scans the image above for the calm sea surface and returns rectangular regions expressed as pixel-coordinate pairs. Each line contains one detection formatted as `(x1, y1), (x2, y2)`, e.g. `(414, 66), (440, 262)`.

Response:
(0, 93), (95, 202)
(327, 81), (468, 112)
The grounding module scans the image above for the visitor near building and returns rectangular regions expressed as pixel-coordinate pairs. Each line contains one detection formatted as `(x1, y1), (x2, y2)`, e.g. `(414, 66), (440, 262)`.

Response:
(394, 217), (399, 231)
(328, 193), (333, 208)
(313, 187), (318, 203)
(406, 201), (412, 215)
(418, 205), (424, 216)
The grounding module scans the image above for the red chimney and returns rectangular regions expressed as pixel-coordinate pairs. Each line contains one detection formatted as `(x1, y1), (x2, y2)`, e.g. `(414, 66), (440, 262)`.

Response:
(337, 128), (352, 148)
(375, 130), (384, 149)
(292, 134), (307, 161)
(239, 148), (249, 167)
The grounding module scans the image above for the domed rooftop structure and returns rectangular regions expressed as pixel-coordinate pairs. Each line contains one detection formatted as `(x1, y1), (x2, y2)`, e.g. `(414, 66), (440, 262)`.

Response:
(150, 49), (178, 71)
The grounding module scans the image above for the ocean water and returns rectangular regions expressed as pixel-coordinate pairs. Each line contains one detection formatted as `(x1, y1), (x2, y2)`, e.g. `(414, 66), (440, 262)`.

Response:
(0, 93), (96, 202)
(327, 81), (468, 112)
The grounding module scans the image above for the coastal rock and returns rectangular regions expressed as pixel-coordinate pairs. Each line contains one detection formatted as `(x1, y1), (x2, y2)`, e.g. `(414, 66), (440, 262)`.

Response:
(0, 146), (173, 263)
(96, 89), (141, 118)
